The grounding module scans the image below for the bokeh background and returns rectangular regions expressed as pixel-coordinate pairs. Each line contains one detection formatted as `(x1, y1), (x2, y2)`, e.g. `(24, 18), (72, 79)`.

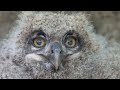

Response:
(0, 11), (120, 43)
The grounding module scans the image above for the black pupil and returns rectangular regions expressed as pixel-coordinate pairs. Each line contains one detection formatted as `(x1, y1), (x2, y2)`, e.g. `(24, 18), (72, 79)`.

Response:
(37, 39), (42, 45)
(68, 39), (73, 45)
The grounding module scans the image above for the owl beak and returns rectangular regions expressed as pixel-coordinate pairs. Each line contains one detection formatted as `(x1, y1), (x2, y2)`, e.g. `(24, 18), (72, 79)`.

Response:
(53, 52), (62, 70)
(51, 42), (63, 70)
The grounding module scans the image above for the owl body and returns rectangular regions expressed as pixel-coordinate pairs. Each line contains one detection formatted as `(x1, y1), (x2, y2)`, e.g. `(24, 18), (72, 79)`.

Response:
(0, 11), (120, 79)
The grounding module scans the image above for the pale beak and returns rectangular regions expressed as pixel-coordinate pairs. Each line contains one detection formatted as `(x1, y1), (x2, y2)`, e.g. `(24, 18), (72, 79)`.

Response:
(53, 51), (62, 70)
(50, 42), (63, 70)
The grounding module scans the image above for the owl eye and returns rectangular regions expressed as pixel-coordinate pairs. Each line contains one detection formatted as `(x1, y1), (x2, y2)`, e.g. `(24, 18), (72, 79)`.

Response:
(65, 37), (76, 48)
(33, 38), (46, 48)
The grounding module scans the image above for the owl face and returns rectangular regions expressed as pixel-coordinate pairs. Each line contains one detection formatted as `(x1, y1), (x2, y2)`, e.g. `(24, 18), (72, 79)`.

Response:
(14, 12), (91, 72)
(25, 29), (82, 71)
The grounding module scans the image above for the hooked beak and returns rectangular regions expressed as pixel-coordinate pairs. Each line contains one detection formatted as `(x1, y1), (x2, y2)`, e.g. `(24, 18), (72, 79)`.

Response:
(53, 51), (62, 70)
(50, 42), (63, 71)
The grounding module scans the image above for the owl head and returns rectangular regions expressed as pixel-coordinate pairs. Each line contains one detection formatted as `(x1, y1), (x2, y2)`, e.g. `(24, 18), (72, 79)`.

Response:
(2, 12), (100, 77)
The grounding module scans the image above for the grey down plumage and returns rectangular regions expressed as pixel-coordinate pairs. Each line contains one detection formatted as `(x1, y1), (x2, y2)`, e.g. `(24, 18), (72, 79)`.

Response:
(0, 11), (120, 79)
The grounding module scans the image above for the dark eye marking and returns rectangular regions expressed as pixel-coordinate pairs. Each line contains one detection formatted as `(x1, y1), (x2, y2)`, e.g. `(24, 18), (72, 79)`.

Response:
(32, 30), (46, 38)
(65, 30), (77, 36)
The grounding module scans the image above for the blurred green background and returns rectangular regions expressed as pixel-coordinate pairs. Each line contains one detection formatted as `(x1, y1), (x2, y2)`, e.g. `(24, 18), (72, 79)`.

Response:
(0, 11), (120, 43)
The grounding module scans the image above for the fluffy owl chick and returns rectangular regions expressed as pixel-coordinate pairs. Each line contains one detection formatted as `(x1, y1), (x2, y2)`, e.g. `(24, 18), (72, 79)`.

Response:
(0, 11), (120, 79)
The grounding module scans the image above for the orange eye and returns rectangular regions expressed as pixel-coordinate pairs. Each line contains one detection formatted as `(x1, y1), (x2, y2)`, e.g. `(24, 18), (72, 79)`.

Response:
(65, 37), (76, 48)
(33, 38), (46, 48)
